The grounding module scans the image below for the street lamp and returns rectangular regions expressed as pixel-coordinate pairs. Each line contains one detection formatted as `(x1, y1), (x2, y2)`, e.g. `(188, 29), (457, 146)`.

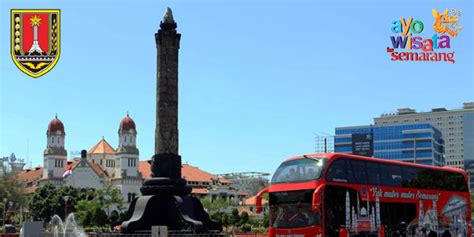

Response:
(63, 196), (70, 219)
(2, 198), (7, 234)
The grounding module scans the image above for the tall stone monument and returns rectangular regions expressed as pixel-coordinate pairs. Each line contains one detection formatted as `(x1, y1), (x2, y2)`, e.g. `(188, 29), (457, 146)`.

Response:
(120, 8), (221, 233)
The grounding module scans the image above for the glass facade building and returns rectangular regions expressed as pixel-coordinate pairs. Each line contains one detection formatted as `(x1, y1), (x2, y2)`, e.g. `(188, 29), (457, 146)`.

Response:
(335, 123), (445, 166)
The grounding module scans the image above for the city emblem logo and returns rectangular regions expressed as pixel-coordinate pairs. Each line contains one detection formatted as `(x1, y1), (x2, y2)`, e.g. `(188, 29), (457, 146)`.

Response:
(387, 9), (462, 63)
(11, 9), (60, 78)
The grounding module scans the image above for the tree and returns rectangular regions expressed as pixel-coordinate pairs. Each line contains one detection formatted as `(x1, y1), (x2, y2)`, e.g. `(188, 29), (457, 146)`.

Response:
(262, 212), (270, 227)
(29, 184), (61, 222)
(0, 169), (27, 208)
(29, 184), (82, 222)
(471, 193), (474, 217)
(96, 186), (125, 220)
(229, 208), (240, 226)
(75, 199), (107, 227)
(239, 211), (249, 226)
(201, 198), (231, 215)
(74, 186), (125, 228)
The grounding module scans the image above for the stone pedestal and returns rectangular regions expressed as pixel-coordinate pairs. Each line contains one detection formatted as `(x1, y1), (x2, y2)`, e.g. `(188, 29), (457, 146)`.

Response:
(121, 154), (221, 233)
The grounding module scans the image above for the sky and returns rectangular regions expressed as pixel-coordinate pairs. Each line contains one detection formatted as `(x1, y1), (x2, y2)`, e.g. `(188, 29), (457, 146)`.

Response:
(0, 0), (473, 175)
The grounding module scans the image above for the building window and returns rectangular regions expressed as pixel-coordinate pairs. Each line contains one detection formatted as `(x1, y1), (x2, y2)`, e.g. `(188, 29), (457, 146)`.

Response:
(54, 159), (64, 168)
(128, 158), (136, 167)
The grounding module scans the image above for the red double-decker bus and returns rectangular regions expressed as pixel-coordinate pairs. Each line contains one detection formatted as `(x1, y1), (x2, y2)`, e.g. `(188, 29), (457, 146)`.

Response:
(256, 153), (471, 237)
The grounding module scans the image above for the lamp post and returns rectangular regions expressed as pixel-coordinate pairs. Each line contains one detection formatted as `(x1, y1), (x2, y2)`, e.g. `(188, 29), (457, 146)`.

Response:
(2, 198), (6, 234)
(63, 196), (70, 219)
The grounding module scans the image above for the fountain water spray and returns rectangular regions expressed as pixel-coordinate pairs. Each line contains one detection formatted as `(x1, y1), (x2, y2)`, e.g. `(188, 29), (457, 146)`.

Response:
(47, 214), (85, 237)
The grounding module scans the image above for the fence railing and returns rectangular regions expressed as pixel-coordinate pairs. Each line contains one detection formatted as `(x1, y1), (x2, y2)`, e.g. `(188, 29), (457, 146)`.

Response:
(41, 231), (268, 237)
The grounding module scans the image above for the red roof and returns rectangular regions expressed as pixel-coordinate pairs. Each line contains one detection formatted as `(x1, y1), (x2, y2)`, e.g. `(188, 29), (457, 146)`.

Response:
(139, 160), (152, 179)
(182, 163), (227, 183)
(70, 159), (107, 177)
(191, 187), (209, 195)
(244, 195), (268, 206)
(139, 160), (229, 184)
(88, 161), (107, 176)
(17, 167), (44, 194)
(88, 138), (116, 154)
(17, 166), (43, 184)
(47, 115), (65, 133)
(119, 114), (136, 131)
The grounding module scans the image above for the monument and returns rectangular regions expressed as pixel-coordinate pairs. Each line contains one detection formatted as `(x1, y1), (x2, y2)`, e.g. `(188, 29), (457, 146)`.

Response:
(120, 8), (221, 233)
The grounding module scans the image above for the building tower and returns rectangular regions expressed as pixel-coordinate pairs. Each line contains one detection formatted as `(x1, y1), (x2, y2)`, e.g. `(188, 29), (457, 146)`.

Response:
(116, 113), (139, 177)
(42, 115), (67, 186)
(114, 114), (142, 202)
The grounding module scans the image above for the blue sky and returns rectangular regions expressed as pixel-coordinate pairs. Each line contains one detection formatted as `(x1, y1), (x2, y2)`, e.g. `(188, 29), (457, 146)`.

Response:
(0, 0), (473, 175)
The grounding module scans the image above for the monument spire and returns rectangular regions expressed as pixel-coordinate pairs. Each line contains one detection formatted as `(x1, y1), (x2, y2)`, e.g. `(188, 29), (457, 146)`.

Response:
(163, 7), (175, 24)
(155, 7), (181, 157)
(120, 8), (221, 233)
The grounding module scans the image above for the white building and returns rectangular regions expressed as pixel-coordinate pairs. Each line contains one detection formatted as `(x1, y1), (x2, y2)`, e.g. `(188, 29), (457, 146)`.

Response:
(37, 114), (142, 203)
(18, 115), (245, 204)
(374, 102), (474, 169)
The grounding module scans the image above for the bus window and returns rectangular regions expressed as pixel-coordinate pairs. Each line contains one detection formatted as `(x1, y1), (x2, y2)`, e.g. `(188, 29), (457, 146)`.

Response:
(443, 171), (468, 192)
(350, 160), (367, 184)
(326, 159), (348, 183)
(380, 164), (402, 187)
(401, 166), (419, 188)
(345, 159), (355, 183)
(413, 168), (468, 191)
(271, 158), (327, 184)
(269, 190), (321, 228)
(366, 162), (381, 185)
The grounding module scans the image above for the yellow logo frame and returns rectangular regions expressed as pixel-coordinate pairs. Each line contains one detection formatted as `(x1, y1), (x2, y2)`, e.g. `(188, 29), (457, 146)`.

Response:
(11, 9), (61, 78)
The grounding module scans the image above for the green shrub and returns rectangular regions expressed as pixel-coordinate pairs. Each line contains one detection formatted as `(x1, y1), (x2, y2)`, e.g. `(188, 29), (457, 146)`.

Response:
(240, 224), (251, 232)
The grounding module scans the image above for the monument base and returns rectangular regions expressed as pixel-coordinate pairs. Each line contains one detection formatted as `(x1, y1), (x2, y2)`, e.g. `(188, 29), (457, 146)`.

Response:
(120, 154), (222, 233)
(120, 194), (221, 233)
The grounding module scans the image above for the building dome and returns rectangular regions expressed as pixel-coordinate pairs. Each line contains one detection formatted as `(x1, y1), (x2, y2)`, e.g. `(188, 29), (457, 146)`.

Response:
(47, 115), (65, 133)
(119, 114), (136, 131)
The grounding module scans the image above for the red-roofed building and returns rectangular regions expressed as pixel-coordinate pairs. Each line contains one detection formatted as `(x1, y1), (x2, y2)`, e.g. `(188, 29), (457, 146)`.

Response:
(241, 195), (268, 218)
(19, 114), (248, 207)
(17, 167), (44, 193)
(139, 160), (246, 203)
(33, 114), (143, 205)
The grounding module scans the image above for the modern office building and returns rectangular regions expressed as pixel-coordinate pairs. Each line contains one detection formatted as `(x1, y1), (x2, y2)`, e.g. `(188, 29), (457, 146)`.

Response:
(335, 123), (445, 166)
(374, 102), (474, 169)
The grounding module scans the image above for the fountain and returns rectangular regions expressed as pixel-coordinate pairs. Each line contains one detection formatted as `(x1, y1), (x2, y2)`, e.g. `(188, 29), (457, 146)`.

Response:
(47, 214), (86, 237)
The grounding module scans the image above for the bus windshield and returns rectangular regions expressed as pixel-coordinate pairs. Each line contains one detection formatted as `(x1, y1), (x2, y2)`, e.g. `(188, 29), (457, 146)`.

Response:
(271, 158), (327, 184)
(270, 190), (321, 228)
